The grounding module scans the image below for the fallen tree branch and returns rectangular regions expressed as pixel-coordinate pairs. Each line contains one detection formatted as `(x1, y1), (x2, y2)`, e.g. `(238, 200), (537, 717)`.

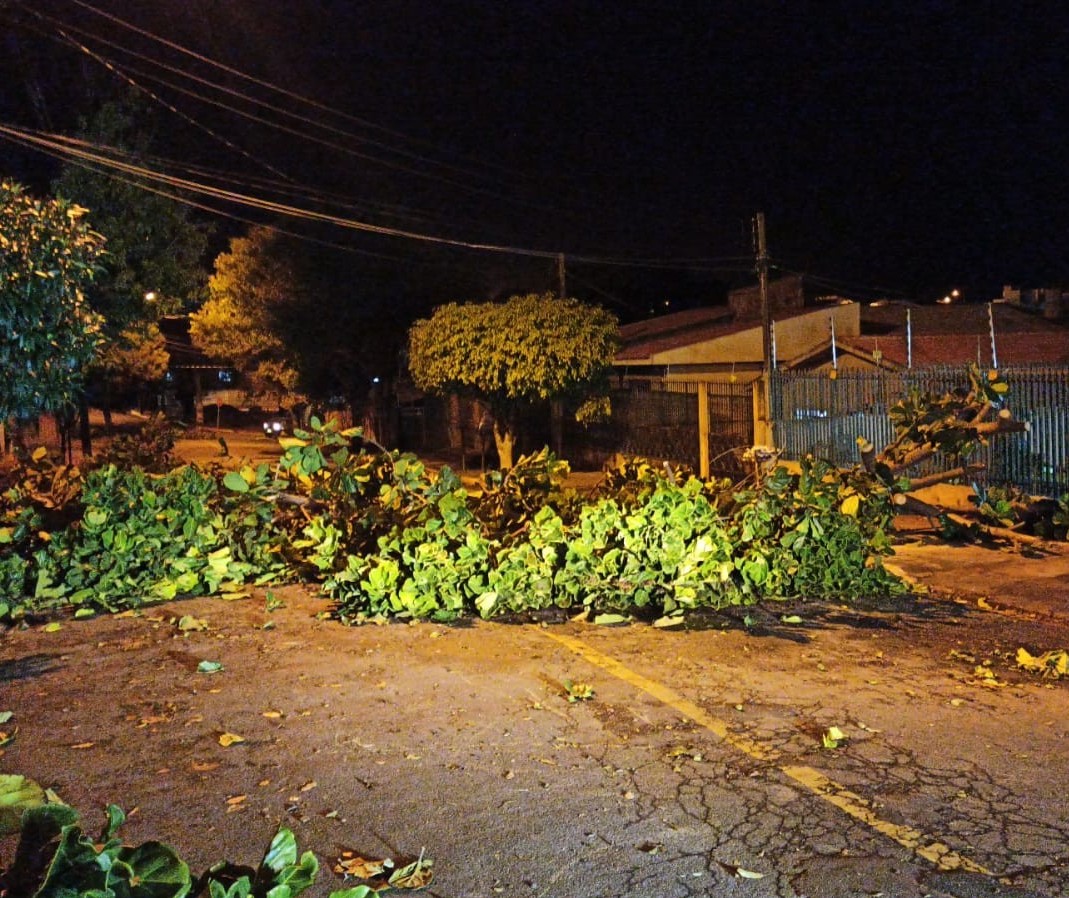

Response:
(904, 465), (986, 491)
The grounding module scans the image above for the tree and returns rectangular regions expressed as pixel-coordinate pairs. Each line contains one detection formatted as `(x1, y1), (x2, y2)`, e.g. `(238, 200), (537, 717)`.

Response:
(407, 293), (619, 468)
(189, 226), (302, 405)
(91, 322), (171, 413)
(0, 180), (106, 451)
(53, 95), (211, 434)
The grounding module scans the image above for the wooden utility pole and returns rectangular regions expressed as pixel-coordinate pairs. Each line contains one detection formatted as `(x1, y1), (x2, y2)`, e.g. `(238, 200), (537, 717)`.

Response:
(754, 213), (773, 442)
(550, 252), (568, 457)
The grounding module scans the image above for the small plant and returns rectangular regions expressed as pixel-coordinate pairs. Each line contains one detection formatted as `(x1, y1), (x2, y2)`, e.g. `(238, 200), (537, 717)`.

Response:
(0, 790), (372, 898)
(2, 803), (192, 898)
(93, 416), (179, 473)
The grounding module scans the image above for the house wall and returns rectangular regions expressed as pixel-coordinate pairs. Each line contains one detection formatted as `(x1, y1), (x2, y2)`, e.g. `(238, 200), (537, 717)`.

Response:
(633, 302), (861, 368)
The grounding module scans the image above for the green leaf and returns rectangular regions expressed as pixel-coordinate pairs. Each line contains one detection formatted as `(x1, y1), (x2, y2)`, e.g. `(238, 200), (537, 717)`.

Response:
(223, 471), (249, 494)
(260, 828), (298, 875)
(822, 726), (848, 749)
(197, 661), (224, 674)
(0, 773), (48, 836)
(592, 613), (629, 626)
(115, 839), (193, 898)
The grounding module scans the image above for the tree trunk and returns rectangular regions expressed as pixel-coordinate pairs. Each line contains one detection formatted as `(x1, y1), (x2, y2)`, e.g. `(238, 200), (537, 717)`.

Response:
(78, 391), (92, 457)
(494, 421), (515, 470)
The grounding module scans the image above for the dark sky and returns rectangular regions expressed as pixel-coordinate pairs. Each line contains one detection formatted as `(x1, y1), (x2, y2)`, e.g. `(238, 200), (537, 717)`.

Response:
(3, 0), (1068, 314)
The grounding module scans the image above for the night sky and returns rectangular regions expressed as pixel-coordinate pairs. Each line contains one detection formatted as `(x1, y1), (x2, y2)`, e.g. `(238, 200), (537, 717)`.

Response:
(3, 0), (1068, 316)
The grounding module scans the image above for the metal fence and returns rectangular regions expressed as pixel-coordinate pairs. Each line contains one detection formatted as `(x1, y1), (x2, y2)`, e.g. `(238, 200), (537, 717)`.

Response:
(771, 366), (1069, 497)
(562, 380), (754, 476)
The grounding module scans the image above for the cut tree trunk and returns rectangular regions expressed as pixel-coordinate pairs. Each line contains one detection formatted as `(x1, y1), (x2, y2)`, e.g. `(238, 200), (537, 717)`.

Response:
(494, 423), (515, 471)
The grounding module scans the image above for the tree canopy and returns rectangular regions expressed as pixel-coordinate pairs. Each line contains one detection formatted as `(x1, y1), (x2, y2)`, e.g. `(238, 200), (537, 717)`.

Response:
(408, 293), (619, 467)
(51, 95), (211, 431)
(0, 180), (105, 424)
(52, 96), (211, 327)
(189, 226), (302, 403)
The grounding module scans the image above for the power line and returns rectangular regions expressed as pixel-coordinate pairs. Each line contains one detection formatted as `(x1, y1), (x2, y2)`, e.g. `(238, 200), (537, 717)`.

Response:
(53, 0), (532, 184)
(1, 121), (759, 276)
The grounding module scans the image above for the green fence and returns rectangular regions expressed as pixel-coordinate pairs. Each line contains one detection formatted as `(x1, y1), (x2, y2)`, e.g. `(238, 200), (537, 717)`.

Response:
(771, 366), (1069, 497)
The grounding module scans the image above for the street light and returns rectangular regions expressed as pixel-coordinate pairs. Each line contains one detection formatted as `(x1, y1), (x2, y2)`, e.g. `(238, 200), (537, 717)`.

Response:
(938, 288), (961, 305)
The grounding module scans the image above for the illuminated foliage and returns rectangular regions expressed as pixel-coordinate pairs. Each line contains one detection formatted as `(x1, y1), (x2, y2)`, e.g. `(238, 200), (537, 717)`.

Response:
(0, 180), (105, 423)
(190, 226), (302, 399)
(408, 293), (618, 467)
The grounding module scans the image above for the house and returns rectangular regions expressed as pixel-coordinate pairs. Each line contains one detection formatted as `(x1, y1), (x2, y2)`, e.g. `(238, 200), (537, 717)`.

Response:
(616, 284), (1069, 382)
(614, 276), (862, 385)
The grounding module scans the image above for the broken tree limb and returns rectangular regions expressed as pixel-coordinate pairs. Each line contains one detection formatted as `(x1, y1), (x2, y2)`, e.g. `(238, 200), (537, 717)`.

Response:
(856, 437), (876, 473)
(892, 492), (943, 519)
(944, 512), (1045, 545)
(904, 465), (987, 491)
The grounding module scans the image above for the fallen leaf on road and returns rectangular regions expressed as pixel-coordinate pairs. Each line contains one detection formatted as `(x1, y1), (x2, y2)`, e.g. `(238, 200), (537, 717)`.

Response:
(177, 615), (208, 632)
(718, 861), (766, 879)
(563, 679), (595, 702)
(334, 854), (393, 878)
(70, 741), (94, 749)
(1016, 647), (1068, 678)
(218, 732), (245, 747)
(822, 726), (847, 749)
(388, 852), (433, 890)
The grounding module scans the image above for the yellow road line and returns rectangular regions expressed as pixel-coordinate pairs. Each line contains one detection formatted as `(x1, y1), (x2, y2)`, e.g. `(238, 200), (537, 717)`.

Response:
(542, 629), (991, 876)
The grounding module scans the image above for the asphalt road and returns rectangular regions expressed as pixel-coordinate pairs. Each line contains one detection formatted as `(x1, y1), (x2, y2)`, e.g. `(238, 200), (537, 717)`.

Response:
(2, 540), (1068, 898)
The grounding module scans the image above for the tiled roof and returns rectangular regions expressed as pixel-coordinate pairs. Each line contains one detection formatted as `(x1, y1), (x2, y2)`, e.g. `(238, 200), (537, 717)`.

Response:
(860, 301), (1066, 335)
(843, 333), (1069, 368)
(617, 305), (822, 362)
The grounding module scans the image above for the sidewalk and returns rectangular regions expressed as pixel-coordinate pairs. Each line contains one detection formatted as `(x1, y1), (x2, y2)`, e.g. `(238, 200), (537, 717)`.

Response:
(890, 537), (1069, 619)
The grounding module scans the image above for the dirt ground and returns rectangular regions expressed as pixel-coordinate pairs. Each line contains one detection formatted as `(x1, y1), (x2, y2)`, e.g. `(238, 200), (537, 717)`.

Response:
(2, 430), (1069, 897)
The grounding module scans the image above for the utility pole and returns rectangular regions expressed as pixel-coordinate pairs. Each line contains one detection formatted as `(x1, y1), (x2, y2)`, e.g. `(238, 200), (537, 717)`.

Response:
(556, 252), (566, 299)
(754, 213), (773, 443)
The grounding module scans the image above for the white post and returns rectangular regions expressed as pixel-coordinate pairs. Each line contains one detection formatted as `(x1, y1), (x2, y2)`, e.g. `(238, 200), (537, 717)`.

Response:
(988, 302), (999, 370)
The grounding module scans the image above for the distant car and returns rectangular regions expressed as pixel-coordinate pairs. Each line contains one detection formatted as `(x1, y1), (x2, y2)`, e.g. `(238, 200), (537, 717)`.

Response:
(262, 417), (287, 437)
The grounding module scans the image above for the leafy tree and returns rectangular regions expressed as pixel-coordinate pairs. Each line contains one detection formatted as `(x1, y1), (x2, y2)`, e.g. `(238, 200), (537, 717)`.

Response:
(189, 226), (302, 404)
(53, 97), (210, 323)
(408, 293), (619, 468)
(91, 322), (170, 413)
(0, 180), (106, 450)
(191, 227), (413, 439)
(53, 95), (211, 433)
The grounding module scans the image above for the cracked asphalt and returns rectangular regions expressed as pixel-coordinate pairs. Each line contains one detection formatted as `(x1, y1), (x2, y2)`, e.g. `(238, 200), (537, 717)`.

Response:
(2, 538), (1068, 898)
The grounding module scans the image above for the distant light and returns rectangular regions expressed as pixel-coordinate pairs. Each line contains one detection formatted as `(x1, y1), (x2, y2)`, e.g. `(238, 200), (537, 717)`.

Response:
(372, 376), (381, 384)
(938, 295), (953, 305)
(144, 291), (157, 301)
(869, 300), (886, 308)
